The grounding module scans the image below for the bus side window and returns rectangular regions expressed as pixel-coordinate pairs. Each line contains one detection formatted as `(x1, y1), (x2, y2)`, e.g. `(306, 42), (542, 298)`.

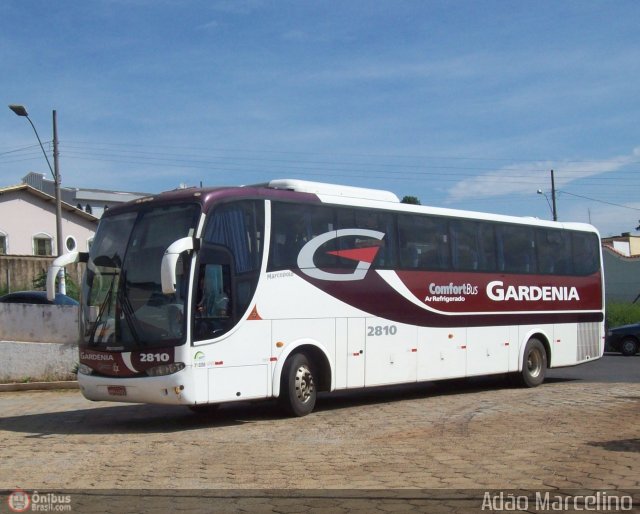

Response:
(307, 206), (337, 269)
(537, 229), (571, 275)
(201, 200), (264, 334)
(337, 208), (396, 268)
(194, 263), (231, 340)
(269, 204), (307, 268)
(572, 232), (599, 275)
(269, 203), (336, 270)
(398, 215), (422, 269)
(450, 220), (479, 271)
(477, 222), (497, 271)
(398, 214), (449, 270)
(196, 264), (230, 317)
(420, 217), (449, 270)
(497, 225), (536, 273)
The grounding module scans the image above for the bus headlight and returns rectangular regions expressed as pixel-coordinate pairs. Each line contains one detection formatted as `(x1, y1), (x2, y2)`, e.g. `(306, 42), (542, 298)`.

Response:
(77, 363), (94, 376)
(146, 362), (186, 377)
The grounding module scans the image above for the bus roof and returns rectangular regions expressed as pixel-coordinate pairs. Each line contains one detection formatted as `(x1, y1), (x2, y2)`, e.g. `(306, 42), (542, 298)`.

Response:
(113, 179), (598, 235)
(262, 179), (400, 203)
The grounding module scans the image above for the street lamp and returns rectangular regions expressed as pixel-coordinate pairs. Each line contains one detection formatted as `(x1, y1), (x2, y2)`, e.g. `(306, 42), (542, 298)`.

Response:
(537, 189), (554, 220)
(537, 170), (559, 222)
(9, 104), (66, 294)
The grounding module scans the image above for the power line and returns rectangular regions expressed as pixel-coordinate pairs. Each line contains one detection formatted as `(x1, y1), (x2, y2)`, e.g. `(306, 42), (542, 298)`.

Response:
(0, 143), (44, 157)
(2, 138), (634, 179)
(558, 190), (640, 211)
(3, 140), (639, 207)
(59, 145), (640, 181)
(63, 139), (640, 167)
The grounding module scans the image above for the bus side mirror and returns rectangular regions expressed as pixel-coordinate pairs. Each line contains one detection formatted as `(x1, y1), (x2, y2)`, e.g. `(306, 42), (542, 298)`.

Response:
(161, 237), (199, 294)
(46, 251), (88, 301)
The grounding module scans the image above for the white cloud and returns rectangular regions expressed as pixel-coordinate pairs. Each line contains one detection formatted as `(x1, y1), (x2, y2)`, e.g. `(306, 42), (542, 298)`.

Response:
(560, 200), (640, 238)
(281, 30), (309, 42)
(447, 146), (640, 203)
(296, 54), (486, 85)
(210, 0), (263, 15)
(196, 20), (220, 31)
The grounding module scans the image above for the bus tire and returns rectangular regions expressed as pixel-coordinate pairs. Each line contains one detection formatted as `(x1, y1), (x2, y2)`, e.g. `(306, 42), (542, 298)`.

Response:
(279, 352), (317, 417)
(518, 338), (547, 387)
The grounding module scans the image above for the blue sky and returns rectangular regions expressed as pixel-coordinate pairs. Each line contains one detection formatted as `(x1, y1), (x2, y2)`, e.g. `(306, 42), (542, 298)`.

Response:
(1, 0), (638, 237)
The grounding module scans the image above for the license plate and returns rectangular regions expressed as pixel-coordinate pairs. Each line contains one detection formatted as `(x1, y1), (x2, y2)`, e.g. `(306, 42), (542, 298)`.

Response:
(107, 386), (127, 397)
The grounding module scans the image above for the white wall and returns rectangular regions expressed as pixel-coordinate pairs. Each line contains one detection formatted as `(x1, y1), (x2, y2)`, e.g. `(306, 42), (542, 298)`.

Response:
(0, 189), (96, 255)
(0, 341), (77, 382)
(0, 303), (80, 343)
(612, 241), (631, 257)
(0, 303), (80, 382)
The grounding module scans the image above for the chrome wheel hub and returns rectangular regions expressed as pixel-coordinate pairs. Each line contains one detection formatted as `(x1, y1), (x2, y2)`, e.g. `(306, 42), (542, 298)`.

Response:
(527, 348), (543, 378)
(294, 365), (314, 403)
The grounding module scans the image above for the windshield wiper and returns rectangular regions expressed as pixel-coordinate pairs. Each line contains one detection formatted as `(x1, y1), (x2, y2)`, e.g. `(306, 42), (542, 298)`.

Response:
(88, 273), (117, 346)
(118, 270), (142, 345)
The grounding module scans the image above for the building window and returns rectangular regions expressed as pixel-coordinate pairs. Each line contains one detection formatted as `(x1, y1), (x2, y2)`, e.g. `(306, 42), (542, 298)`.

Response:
(66, 236), (77, 252)
(0, 233), (6, 254)
(33, 234), (53, 256)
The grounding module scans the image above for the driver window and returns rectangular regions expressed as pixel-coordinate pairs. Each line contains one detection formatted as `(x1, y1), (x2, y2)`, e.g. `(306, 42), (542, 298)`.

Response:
(194, 264), (232, 341)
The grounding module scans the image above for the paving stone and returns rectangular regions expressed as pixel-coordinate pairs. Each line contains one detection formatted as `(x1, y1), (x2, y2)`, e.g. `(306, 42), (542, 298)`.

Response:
(0, 381), (639, 512)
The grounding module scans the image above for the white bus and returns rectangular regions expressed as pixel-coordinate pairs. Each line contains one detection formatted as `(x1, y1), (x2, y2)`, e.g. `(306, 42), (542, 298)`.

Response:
(48, 179), (604, 416)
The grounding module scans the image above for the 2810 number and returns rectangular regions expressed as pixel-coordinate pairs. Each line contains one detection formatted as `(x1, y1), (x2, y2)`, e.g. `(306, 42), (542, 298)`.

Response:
(367, 325), (398, 337)
(139, 353), (170, 363)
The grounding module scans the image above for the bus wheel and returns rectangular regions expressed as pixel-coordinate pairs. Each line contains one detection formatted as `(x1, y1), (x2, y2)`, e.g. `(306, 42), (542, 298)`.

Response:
(280, 353), (316, 417)
(519, 338), (547, 387)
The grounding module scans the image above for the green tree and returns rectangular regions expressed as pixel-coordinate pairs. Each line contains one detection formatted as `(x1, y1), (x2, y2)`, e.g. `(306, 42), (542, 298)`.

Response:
(401, 195), (421, 205)
(32, 269), (79, 300)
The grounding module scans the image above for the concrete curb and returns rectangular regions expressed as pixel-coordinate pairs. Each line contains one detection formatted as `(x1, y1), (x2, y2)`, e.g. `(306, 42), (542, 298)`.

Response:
(0, 381), (79, 392)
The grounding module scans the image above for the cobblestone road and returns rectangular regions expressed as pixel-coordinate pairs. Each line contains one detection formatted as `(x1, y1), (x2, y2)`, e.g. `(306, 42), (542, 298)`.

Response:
(1, 376), (639, 512)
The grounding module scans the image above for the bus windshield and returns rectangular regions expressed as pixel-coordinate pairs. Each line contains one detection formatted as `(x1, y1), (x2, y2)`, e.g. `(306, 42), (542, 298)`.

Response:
(82, 203), (200, 350)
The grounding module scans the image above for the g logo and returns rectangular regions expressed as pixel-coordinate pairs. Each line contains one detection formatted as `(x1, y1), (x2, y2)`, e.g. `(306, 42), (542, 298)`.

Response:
(297, 229), (385, 281)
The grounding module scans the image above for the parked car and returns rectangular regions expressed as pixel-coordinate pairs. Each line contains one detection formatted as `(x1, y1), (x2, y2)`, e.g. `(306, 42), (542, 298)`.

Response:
(606, 323), (640, 356)
(0, 291), (79, 306)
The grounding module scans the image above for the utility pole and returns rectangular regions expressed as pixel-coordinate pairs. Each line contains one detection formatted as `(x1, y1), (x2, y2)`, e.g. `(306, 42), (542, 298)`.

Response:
(550, 169), (558, 221)
(9, 104), (66, 294)
(52, 110), (66, 294)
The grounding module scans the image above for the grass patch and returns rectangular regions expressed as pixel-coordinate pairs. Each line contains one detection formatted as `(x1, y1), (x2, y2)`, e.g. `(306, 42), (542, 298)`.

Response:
(606, 302), (640, 328)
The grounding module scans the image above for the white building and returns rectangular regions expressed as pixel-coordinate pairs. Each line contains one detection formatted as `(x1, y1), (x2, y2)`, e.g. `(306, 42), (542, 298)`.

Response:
(0, 184), (97, 256)
(602, 233), (640, 258)
(22, 172), (147, 219)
